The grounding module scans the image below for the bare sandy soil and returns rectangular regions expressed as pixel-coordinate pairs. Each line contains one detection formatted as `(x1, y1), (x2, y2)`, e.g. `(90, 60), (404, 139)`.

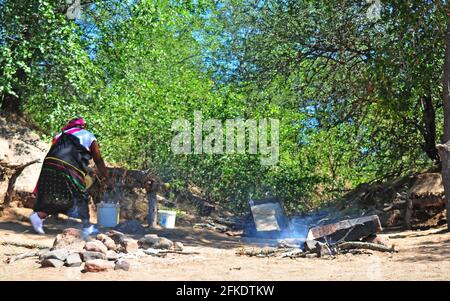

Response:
(0, 207), (449, 281)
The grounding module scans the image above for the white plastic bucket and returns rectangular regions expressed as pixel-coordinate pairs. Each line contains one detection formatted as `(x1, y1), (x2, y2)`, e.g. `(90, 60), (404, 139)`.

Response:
(157, 210), (176, 228)
(97, 202), (120, 227)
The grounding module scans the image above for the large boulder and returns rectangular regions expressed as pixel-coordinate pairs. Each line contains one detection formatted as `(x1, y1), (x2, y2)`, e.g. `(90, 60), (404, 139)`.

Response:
(0, 137), (11, 162)
(138, 234), (174, 250)
(0, 117), (49, 195)
(52, 228), (86, 252)
(1, 137), (11, 202)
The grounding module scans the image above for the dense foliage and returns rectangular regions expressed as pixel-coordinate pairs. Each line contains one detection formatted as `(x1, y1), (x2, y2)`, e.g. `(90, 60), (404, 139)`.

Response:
(1, 0), (448, 213)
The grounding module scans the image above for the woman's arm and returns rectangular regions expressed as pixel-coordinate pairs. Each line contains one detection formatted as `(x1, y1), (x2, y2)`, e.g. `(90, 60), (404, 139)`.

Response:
(89, 140), (112, 187)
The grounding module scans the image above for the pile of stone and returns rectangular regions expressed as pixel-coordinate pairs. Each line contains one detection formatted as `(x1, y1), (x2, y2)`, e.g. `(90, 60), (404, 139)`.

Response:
(39, 228), (184, 272)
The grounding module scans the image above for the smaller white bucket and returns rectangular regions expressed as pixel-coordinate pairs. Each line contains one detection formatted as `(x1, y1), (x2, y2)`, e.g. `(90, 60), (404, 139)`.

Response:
(97, 202), (120, 228)
(158, 210), (177, 228)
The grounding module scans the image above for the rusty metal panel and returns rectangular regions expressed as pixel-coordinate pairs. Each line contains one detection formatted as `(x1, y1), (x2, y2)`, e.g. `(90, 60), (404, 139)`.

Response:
(306, 215), (382, 242)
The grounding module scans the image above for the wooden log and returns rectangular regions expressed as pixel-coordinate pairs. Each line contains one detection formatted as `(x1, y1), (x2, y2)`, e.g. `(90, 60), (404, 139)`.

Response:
(5, 250), (39, 264)
(1, 241), (49, 250)
(337, 241), (396, 253)
(1, 159), (40, 206)
(280, 249), (305, 258)
(235, 247), (280, 257)
(159, 250), (200, 255)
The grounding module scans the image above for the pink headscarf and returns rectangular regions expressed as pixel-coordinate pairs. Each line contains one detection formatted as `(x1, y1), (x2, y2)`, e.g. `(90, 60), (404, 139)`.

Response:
(62, 118), (86, 132)
(52, 118), (86, 145)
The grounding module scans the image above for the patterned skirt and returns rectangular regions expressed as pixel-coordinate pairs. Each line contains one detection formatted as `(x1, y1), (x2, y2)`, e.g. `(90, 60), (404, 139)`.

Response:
(33, 157), (90, 220)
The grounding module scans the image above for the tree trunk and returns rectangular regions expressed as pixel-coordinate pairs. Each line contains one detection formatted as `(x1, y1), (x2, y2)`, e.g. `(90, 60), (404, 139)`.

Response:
(439, 16), (450, 231)
(421, 94), (439, 163)
(0, 93), (21, 114)
(437, 144), (450, 230)
(146, 179), (160, 228)
(0, 159), (39, 206)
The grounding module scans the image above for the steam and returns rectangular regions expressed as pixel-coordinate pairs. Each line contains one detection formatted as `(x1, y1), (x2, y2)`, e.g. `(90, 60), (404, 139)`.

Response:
(102, 186), (123, 204)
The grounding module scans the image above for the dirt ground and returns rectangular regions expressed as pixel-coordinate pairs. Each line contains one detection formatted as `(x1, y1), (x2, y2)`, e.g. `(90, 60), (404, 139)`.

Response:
(0, 207), (449, 281)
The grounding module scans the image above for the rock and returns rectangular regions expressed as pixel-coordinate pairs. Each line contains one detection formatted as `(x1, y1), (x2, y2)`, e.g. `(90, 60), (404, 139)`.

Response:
(101, 237), (117, 250)
(96, 233), (108, 240)
(174, 242), (184, 251)
(52, 228), (86, 252)
(81, 251), (106, 261)
(105, 230), (126, 245)
(153, 237), (173, 250)
(84, 259), (115, 272)
(106, 250), (119, 261)
(363, 234), (391, 247)
(154, 237), (174, 250)
(62, 228), (83, 238)
(39, 249), (69, 262)
(97, 234), (117, 250)
(84, 240), (108, 254)
(120, 238), (139, 253)
(37, 248), (51, 258)
(316, 242), (332, 257)
(41, 258), (65, 268)
(144, 234), (160, 242)
(304, 239), (319, 252)
(114, 220), (146, 235)
(138, 235), (173, 250)
(0, 137), (11, 162)
(65, 253), (82, 267)
(304, 240), (332, 257)
(0, 116), (49, 198)
(305, 253), (318, 259)
(114, 259), (130, 271)
(138, 234), (160, 248)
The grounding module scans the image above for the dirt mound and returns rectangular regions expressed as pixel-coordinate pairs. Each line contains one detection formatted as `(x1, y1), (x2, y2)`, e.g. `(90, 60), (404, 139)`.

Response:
(409, 173), (444, 197)
(0, 115), (49, 202)
(337, 173), (446, 229)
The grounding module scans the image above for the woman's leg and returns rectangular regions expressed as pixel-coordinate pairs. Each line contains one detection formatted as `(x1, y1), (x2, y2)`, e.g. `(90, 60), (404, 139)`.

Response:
(29, 211), (46, 234)
(37, 212), (48, 219)
(71, 194), (98, 235)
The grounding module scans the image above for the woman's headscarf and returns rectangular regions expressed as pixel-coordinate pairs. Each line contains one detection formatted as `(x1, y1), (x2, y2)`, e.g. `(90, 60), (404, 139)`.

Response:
(62, 118), (86, 132)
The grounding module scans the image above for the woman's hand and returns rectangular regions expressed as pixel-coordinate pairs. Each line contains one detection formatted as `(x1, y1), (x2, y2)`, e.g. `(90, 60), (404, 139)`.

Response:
(106, 177), (114, 189)
(90, 141), (112, 189)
